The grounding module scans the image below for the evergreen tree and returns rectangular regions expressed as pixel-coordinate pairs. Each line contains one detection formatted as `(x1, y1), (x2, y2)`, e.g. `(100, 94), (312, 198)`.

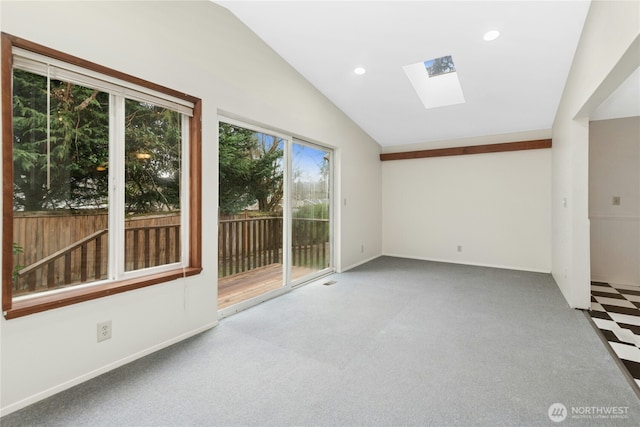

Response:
(12, 68), (285, 217)
(252, 133), (283, 213)
(12, 69), (109, 211)
(124, 100), (182, 214)
(218, 123), (259, 215)
(218, 123), (284, 215)
(12, 69), (182, 214)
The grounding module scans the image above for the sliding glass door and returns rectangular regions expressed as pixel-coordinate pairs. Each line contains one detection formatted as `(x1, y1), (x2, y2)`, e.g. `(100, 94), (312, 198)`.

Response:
(218, 120), (333, 312)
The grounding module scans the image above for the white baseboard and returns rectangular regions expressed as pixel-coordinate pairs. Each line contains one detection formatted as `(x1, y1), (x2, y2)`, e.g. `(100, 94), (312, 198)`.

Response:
(338, 254), (382, 273)
(0, 321), (218, 417)
(381, 253), (551, 274)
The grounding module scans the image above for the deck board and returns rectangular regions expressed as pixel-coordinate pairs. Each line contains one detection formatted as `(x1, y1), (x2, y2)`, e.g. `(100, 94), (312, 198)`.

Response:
(218, 264), (315, 309)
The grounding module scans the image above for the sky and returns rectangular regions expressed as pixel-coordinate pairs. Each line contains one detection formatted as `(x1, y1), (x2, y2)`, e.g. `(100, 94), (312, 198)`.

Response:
(256, 131), (329, 183)
(292, 143), (329, 183)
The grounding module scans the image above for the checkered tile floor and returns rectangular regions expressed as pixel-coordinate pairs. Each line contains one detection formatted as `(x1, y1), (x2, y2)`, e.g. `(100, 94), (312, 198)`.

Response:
(589, 281), (640, 390)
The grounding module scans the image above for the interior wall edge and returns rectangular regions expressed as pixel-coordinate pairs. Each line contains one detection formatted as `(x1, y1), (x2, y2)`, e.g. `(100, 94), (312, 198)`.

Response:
(550, 0), (639, 309)
(575, 35), (640, 120)
(551, 271), (577, 309)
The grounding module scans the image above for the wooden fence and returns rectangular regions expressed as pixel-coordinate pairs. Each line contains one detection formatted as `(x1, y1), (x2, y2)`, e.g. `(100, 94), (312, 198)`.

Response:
(12, 212), (180, 295)
(12, 212), (330, 295)
(291, 218), (330, 271)
(218, 217), (283, 277)
(218, 216), (329, 278)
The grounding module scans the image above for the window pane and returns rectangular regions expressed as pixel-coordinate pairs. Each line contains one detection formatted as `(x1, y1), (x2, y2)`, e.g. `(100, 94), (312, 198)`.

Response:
(124, 99), (182, 271)
(291, 142), (331, 279)
(12, 69), (110, 296)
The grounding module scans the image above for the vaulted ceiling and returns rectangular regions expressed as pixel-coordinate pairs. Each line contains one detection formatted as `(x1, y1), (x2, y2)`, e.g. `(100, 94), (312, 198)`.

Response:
(216, 1), (594, 148)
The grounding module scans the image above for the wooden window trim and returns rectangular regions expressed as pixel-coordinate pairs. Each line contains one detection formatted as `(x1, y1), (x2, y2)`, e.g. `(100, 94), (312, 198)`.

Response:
(379, 139), (552, 161)
(1, 33), (202, 319)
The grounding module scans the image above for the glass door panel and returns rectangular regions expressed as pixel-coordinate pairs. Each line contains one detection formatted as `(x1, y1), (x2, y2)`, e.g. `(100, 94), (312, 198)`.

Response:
(218, 122), (285, 309)
(290, 141), (331, 281)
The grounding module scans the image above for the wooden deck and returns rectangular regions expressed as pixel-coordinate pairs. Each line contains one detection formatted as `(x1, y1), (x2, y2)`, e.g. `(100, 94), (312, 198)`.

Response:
(218, 264), (315, 309)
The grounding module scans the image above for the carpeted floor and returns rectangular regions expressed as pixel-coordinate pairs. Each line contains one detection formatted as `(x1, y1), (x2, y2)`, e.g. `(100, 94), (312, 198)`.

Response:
(589, 281), (640, 392)
(2, 257), (640, 426)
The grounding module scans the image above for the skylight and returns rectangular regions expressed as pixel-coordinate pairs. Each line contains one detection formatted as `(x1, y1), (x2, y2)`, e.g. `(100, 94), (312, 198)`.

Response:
(424, 55), (456, 78)
(403, 55), (465, 110)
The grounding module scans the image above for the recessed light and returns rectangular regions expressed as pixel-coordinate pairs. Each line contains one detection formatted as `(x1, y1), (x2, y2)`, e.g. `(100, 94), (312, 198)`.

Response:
(483, 30), (500, 41)
(354, 67), (366, 75)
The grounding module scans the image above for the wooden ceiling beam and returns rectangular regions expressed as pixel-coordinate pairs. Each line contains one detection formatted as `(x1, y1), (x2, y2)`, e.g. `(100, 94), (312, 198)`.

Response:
(380, 139), (552, 161)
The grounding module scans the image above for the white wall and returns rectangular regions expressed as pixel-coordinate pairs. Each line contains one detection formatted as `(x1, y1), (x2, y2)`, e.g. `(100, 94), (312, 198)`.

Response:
(382, 131), (552, 272)
(589, 117), (640, 286)
(552, 0), (640, 308)
(0, 1), (382, 415)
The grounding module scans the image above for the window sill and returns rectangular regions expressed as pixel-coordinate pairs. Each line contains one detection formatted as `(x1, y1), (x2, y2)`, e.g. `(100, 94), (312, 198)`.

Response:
(4, 267), (202, 319)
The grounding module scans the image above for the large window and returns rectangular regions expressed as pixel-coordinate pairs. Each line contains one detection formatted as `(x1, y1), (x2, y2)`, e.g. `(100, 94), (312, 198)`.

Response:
(2, 33), (202, 318)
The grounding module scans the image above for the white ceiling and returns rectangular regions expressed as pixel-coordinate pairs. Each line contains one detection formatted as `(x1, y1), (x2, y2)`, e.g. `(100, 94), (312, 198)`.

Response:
(216, 0), (593, 148)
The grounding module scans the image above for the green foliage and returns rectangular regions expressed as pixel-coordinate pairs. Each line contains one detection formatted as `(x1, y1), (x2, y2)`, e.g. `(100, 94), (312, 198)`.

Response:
(124, 100), (181, 214)
(218, 123), (284, 215)
(12, 69), (182, 214)
(218, 123), (258, 214)
(293, 202), (329, 220)
(12, 70), (110, 211)
(12, 242), (24, 282)
(293, 202), (329, 243)
(252, 133), (284, 212)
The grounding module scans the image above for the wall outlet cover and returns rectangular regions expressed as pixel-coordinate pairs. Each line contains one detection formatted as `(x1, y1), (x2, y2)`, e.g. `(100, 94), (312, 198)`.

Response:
(97, 320), (112, 342)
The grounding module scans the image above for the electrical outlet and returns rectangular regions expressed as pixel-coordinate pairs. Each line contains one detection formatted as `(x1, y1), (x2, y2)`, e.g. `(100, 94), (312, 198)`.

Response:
(97, 320), (112, 342)
(457, 245), (462, 253)
(361, 244), (364, 253)
(612, 196), (621, 206)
